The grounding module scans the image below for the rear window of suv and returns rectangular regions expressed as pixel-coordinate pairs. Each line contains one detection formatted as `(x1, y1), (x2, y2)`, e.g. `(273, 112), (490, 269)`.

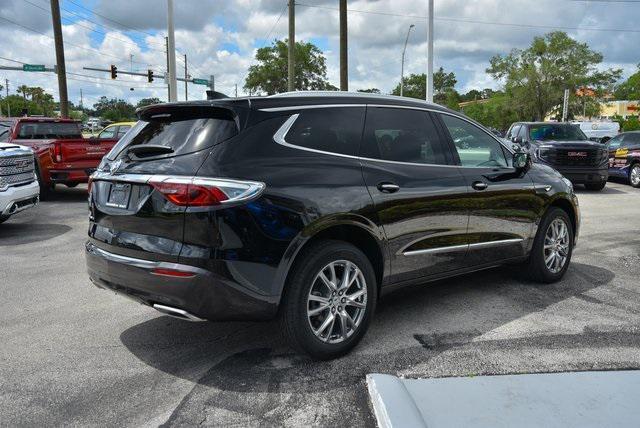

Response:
(17, 121), (82, 139)
(107, 107), (238, 160)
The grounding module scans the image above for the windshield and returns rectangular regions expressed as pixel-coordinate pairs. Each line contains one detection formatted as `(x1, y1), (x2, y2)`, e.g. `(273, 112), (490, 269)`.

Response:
(16, 122), (82, 139)
(529, 124), (587, 142)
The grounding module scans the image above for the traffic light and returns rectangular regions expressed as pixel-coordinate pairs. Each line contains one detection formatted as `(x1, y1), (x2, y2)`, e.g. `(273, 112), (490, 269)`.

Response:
(147, 69), (154, 83)
(110, 64), (117, 79)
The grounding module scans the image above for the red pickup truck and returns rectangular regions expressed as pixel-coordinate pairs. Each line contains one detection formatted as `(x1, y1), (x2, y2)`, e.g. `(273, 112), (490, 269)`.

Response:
(3, 118), (116, 196)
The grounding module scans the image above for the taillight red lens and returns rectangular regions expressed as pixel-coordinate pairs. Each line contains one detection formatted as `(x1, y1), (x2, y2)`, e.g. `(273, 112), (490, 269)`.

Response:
(149, 180), (228, 207)
(151, 268), (195, 278)
(50, 143), (62, 162)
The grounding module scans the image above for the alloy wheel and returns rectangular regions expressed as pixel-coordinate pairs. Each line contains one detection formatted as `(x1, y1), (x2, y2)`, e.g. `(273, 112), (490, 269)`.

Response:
(543, 218), (570, 274)
(631, 165), (640, 187)
(306, 260), (368, 344)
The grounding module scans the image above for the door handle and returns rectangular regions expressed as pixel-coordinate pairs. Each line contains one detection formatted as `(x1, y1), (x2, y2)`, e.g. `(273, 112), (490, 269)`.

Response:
(472, 181), (488, 191)
(377, 182), (400, 193)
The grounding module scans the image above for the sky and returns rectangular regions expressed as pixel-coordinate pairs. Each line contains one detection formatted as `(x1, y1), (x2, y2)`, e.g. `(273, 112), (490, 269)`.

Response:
(0, 0), (638, 109)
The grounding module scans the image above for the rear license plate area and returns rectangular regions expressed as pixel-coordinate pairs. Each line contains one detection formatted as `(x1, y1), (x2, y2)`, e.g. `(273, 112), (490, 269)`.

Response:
(106, 183), (131, 208)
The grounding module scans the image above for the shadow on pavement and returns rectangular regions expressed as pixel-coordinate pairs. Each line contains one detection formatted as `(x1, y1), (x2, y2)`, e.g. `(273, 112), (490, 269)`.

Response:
(0, 223), (72, 245)
(119, 262), (616, 426)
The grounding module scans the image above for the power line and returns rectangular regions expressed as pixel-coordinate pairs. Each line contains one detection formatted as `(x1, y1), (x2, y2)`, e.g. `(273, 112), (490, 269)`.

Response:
(0, 15), (166, 68)
(23, 0), (167, 55)
(65, 0), (159, 39)
(295, 2), (640, 34)
(241, 2), (288, 93)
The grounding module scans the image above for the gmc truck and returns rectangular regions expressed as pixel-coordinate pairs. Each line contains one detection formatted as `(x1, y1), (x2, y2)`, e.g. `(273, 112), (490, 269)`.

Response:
(0, 141), (39, 223)
(3, 117), (116, 196)
(507, 121), (609, 190)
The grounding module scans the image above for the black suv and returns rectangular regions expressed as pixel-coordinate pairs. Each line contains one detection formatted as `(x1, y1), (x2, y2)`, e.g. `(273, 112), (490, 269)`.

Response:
(506, 122), (609, 190)
(86, 92), (580, 359)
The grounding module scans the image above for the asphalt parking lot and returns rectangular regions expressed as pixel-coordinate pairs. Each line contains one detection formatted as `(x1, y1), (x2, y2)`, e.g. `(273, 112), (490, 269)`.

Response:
(1, 181), (639, 427)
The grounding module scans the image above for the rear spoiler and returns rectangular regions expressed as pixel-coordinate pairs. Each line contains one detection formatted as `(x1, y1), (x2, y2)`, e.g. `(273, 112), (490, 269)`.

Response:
(206, 90), (229, 100)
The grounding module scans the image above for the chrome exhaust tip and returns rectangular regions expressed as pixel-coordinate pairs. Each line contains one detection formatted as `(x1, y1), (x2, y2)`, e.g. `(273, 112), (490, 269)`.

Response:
(152, 304), (205, 322)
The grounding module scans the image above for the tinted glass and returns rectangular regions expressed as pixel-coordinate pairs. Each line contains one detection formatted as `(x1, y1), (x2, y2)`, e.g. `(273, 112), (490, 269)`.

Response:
(98, 127), (116, 139)
(117, 125), (131, 138)
(529, 124), (587, 141)
(107, 109), (237, 160)
(621, 133), (640, 147)
(17, 122), (81, 139)
(0, 121), (12, 142)
(517, 125), (528, 139)
(285, 107), (365, 156)
(361, 107), (447, 165)
(441, 114), (508, 168)
(608, 134), (623, 149)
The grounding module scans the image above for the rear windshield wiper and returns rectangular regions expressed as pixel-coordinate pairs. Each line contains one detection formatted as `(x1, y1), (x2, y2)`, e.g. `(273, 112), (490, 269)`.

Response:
(124, 144), (174, 157)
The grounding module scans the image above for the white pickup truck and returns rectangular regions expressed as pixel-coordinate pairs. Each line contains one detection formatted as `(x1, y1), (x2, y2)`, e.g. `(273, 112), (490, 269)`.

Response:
(572, 121), (620, 142)
(0, 142), (40, 223)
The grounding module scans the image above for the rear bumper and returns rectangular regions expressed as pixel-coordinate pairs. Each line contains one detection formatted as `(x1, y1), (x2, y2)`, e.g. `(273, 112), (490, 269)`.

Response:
(85, 242), (278, 321)
(49, 168), (95, 183)
(554, 167), (608, 184)
(0, 180), (40, 217)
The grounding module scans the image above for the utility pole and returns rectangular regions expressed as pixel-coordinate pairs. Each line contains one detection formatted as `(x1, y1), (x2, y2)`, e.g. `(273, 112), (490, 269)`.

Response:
(209, 75), (215, 91)
(166, 0), (178, 102)
(339, 0), (348, 91)
(165, 37), (171, 101)
(235, 84), (238, 97)
(287, 0), (295, 92)
(400, 24), (415, 97)
(562, 89), (570, 122)
(184, 54), (188, 101)
(130, 54), (133, 72)
(80, 88), (83, 109)
(51, 0), (69, 117)
(5, 79), (10, 117)
(426, 0), (434, 102)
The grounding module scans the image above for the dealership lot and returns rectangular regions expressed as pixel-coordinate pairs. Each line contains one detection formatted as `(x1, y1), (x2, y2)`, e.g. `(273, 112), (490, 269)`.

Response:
(1, 181), (639, 426)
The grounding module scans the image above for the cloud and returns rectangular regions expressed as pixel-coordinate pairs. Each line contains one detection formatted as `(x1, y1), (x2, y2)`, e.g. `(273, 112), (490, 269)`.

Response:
(0, 0), (637, 108)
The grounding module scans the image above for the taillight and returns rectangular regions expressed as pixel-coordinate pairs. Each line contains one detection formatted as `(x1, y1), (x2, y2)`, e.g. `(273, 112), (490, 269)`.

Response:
(150, 267), (195, 278)
(50, 143), (62, 162)
(148, 176), (264, 207)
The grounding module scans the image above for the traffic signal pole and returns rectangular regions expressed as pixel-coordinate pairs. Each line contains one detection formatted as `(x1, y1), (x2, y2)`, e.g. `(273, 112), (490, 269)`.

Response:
(50, 0), (69, 118)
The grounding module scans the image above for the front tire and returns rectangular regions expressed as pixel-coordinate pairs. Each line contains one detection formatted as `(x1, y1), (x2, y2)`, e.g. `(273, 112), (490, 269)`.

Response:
(280, 240), (377, 360)
(523, 207), (574, 283)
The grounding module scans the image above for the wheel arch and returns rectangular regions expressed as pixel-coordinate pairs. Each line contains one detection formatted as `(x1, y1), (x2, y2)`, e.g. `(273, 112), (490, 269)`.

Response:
(274, 217), (387, 303)
(548, 196), (578, 239)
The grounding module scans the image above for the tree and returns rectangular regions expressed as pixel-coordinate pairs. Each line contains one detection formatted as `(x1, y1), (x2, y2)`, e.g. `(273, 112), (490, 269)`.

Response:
(93, 96), (135, 121)
(357, 88), (381, 93)
(17, 85), (31, 101)
(614, 64), (640, 100)
(244, 39), (335, 95)
(488, 31), (621, 121)
(391, 68), (460, 109)
(136, 97), (162, 109)
(461, 95), (520, 132)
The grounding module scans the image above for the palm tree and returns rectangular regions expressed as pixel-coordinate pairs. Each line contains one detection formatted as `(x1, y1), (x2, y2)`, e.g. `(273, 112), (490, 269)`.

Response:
(17, 85), (31, 101)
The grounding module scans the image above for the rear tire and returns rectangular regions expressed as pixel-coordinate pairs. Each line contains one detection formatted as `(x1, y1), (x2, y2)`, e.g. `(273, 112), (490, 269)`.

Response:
(629, 163), (640, 188)
(35, 167), (54, 200)
(523, 207), (574, 283)
(585, 181), (606, 191)
(280, 240), (377, 360)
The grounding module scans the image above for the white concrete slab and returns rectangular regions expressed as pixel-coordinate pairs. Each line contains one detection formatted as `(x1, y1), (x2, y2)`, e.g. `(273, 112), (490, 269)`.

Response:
(367, 370), (640, 428)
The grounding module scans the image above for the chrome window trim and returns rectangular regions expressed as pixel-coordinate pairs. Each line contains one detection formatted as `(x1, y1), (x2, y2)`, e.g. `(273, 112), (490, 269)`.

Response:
(272, 111), (461, 169)
(403, 238), (523, 256)
(268, 104), (515, 168)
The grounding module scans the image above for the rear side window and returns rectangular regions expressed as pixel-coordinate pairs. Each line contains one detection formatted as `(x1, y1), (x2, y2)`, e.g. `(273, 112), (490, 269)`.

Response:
(284, 107), (365, 156)
(17, 122), (81, 139)
(361, 107), (447, 165)
(107, 108), (237, 160)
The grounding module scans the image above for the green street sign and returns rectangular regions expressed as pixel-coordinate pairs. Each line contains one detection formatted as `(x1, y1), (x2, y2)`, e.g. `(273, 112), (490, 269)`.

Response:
(23, 64), (46, 72)
(192, 78), (209, 85)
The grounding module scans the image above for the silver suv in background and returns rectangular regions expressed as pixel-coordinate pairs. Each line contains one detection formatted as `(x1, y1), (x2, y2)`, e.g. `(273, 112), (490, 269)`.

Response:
(0, 142), (39, 223)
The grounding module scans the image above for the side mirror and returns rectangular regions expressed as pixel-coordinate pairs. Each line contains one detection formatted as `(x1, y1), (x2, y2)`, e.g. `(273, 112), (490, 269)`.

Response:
(512, 136), (523, 145)
(513, 152), (530, 169)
